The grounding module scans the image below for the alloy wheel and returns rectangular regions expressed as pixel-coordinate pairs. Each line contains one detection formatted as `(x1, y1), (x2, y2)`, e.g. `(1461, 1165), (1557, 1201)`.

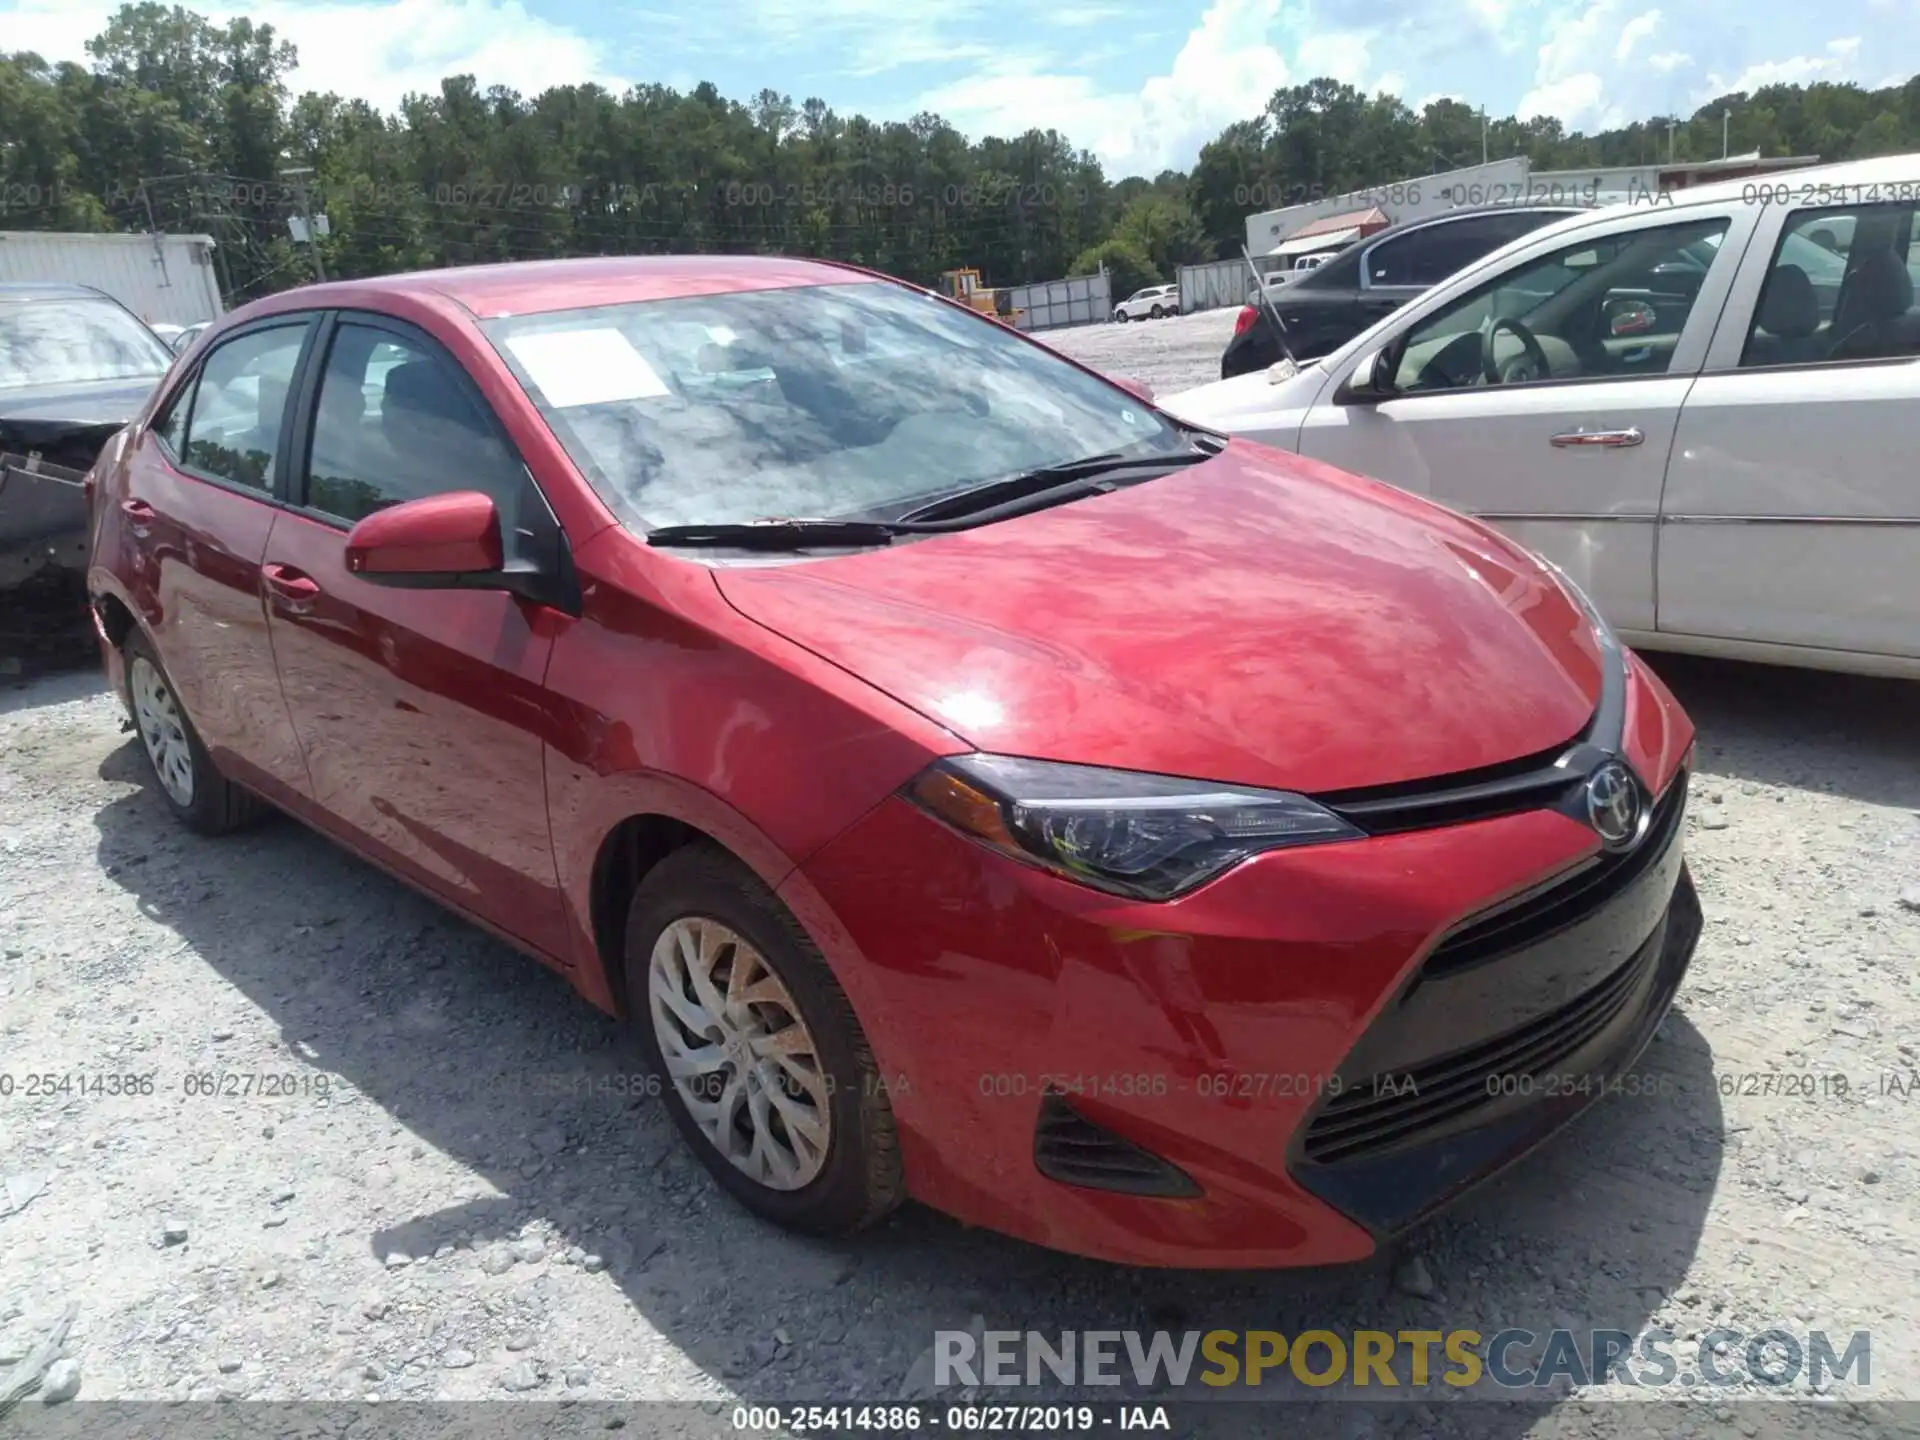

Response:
(130, 656), (194, 807)
(647, 916), (831, 1190)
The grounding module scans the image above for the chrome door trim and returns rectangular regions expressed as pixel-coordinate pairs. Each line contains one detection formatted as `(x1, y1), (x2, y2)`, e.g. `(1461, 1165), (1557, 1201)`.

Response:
(1473, 512), (1657, 524)
(1659, 515), (1920, 526)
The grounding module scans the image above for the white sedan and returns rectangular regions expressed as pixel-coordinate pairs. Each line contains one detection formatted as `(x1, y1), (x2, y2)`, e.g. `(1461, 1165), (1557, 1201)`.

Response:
(1163, 154), (1920, 680)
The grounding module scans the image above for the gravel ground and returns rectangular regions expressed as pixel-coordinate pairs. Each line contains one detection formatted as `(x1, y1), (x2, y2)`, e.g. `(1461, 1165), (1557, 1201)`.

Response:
(1040, 308), (1240, 395)
(3, 312), (1919, 1435)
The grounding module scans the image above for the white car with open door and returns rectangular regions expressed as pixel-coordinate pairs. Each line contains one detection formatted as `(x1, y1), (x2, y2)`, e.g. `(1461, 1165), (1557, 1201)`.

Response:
(1162, 155), (1920, 680)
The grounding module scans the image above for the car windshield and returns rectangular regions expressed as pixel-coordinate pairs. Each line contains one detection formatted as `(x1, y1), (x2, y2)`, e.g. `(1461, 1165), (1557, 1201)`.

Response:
(482, 280), (1183, 531)
(0, 297), (175, 389)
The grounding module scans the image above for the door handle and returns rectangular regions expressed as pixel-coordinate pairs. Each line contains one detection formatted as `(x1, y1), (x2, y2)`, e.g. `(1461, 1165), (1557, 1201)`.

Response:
(121, 498), (155, 520)
(1549, 427), (1645, 449)
(262, 563), (321, 602)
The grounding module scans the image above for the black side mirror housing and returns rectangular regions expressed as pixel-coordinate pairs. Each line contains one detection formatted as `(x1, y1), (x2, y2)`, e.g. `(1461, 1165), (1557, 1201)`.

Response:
(1333, 348), (1394, 406)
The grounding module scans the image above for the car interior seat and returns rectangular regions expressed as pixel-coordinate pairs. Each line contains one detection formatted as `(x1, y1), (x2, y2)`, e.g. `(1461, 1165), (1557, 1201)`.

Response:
(1742, 263), (1821, 367)
(1827, 247), (1916, 361)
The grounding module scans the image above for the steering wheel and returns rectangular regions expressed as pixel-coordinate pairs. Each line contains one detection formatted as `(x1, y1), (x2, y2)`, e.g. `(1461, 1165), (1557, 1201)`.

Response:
(1479, 314), (1554, 385)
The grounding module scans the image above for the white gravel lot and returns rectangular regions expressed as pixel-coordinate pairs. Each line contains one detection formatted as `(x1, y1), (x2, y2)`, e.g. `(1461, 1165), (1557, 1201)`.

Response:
(1041, 309), (1241, 396)
(3, 307), (1919, 1436)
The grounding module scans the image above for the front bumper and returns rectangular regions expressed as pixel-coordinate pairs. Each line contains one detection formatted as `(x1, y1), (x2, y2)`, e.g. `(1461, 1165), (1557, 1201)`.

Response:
(784, 659), (1696, 1268)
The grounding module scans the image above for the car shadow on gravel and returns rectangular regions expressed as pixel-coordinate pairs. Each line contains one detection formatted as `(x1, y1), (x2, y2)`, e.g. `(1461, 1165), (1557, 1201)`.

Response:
(90, 747), (1723, 1432)
(1646, 654), (1920, 810)
(1, 665), (104, 718)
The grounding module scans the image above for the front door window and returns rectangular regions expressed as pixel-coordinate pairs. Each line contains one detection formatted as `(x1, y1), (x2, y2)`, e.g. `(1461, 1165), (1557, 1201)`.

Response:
(1388, 217), (1731, 393)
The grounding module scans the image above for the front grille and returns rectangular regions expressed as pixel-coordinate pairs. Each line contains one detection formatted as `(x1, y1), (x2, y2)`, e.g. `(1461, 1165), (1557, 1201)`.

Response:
(1297, 768), (1688, 1167)
(1301, 926), (1661, 1164)
(1032, 1092), (1201, 1198)
(1424, 768), (1687, 977)
(1315, 731), (1588, 835)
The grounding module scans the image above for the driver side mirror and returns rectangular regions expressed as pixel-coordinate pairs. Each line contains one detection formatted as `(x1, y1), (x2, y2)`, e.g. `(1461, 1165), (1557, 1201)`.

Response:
(1606, 298), (1658, 337)
(345, 490), (504, 584)
(1112, 374), (1155, 402)
(1333, 347), (1394, 406)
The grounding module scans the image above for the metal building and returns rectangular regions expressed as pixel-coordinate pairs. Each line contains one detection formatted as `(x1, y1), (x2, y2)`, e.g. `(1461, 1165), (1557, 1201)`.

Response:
(0, 232), (225, 326)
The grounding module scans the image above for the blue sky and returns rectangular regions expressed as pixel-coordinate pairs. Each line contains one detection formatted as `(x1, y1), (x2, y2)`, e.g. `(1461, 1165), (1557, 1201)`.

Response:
(6, 0), (1917, 177)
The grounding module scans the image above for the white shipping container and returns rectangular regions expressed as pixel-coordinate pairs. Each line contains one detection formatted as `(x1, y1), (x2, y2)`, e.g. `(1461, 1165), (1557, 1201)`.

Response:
(0, 231), (225, 326)
(1244, 159), (1534, 258)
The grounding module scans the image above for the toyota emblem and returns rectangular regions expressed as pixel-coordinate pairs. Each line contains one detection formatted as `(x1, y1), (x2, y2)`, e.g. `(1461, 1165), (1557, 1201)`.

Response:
(1585, 760), (1645, 850)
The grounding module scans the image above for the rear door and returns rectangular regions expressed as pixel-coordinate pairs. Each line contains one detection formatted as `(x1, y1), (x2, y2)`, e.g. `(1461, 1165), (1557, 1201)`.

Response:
(261, 311), (574, 955)
(1294, 202), (1757, 634)
(114, 317), (317, 804)
(1657, 197), (1920, 659)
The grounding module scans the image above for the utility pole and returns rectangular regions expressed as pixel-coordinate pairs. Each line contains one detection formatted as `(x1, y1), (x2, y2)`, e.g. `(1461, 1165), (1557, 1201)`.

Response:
(1481, 108), (1489, 165)
(135, 180), (174, 291)
(1667, 119), (1677, 165)
(187, 175), (240, 308)
(280, 166), (328, 282)
(1722, 109), (1731, 159)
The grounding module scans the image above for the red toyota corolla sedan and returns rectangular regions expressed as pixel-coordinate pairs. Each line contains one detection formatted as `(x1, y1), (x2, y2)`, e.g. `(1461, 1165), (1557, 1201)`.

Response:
(85, 255), (1699, 1268)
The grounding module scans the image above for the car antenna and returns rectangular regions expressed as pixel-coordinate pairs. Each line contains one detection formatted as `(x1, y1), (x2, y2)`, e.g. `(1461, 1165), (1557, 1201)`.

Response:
(1241, 243), (1300, 368)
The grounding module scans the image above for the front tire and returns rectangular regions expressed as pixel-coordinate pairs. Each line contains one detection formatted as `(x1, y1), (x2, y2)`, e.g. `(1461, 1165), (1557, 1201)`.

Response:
(122, 630), (266, 835)
(625, 844), (904, 1237)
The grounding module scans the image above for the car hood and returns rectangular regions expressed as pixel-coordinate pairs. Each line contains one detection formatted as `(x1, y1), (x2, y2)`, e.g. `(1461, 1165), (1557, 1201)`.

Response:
(0, 375), (165, 429)
(714, 441), (1604, 795)
(1162, 360), (1328, 431)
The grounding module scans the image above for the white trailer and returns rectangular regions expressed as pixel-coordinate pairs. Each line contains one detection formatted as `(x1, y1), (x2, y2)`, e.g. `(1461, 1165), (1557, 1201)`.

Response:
(0, 231), (224, 327)
(1244, 159), (1534, 258)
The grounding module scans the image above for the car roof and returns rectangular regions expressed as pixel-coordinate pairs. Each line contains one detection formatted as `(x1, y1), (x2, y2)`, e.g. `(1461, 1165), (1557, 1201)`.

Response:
(1640, 151), (1916, 207)
(255, 254), (887, 321)
(1453, 152), (1920, 261)
(1371, 203), (1592, 240)
(0, 281), (116, 304)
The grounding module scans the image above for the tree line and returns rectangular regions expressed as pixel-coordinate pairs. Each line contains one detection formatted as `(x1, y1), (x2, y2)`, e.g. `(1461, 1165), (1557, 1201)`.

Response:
(4, 4), (1920, 306)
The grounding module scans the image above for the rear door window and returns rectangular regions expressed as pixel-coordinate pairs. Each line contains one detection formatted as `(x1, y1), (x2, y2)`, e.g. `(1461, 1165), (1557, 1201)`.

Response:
(1365, 230), (1434, 287)
(1740, 203), (1920, 368)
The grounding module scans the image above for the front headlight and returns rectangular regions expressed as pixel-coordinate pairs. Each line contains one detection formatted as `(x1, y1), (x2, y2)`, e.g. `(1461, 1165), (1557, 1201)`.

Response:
(904, 754), (1361, 901)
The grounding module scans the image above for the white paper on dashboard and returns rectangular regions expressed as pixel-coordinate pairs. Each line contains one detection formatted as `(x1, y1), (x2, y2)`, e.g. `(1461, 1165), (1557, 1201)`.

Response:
(504, 328), (671, 407)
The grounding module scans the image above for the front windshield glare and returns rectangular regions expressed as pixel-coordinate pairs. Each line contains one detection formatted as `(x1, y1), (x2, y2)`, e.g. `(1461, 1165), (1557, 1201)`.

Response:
(482, 280), (1181, 531)
(0, 299), (175, 389)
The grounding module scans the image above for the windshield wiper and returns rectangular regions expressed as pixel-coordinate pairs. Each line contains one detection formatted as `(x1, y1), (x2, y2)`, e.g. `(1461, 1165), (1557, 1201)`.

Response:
(896, 449), (1213, 525)
(646, 517), (917, 549)
(649, 444), (1224, 548)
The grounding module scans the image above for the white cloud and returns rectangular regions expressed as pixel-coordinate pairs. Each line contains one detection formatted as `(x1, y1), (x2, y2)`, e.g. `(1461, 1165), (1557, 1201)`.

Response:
(1614, 9), (1660, 61)
(916, 0), (1292, 175)
(1515, 0), (1632, 127)
(1295, 30), (1373, 84)
(1715, 35), (1864, 92)
(2, 0), (623, 107)
(1516, 72), (1608, 126)
(1513, 0), (1711, 129)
